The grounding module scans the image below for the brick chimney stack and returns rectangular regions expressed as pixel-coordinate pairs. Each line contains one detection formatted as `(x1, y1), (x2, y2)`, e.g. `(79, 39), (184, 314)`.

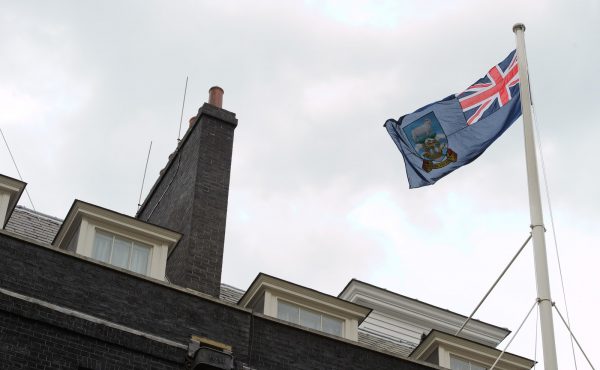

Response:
(137, 86), (237, 297)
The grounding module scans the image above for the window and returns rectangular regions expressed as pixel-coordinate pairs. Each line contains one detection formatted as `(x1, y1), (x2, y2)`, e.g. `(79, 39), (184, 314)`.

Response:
(53, 200), (181, 281)
(92, 230), (151, 275)
(451, 356), (487, 370)
(277, 300), (344, 337)
(237, 273), (370, 341)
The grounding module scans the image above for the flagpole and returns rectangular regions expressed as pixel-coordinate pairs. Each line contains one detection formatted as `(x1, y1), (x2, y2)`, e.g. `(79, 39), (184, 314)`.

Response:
(513, 23), (559, 370)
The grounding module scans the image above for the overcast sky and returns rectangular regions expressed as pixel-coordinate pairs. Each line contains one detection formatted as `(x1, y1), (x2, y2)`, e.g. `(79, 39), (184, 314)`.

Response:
(1, 0), (598, 367)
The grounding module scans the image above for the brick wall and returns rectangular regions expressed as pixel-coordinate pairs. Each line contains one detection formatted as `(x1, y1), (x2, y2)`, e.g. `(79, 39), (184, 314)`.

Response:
(136, 103), (238, 298)
(0, 233), (437, 370)
(0, 296), (184, 370)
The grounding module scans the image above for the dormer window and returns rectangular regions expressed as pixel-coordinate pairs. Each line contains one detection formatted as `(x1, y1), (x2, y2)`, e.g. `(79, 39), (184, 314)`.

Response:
(53, 200), (181, 280)
(410, 330), (535, 370)
(238, 273), (371, 341)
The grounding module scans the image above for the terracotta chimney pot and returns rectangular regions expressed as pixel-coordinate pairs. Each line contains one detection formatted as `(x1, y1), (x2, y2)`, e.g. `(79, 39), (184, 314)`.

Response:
(188, 115), (197, 128)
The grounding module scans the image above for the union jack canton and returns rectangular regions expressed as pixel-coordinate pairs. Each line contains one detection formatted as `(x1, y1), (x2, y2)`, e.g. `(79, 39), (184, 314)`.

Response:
(457, 50), (519, 126)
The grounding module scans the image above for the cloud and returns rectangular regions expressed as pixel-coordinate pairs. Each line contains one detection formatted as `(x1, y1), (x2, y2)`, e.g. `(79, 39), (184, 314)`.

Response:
(1, 0), (598, 366)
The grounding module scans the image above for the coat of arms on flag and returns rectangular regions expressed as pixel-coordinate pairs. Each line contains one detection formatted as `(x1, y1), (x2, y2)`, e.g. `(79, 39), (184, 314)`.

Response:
(402, 112), (457, 173)
(384, 50), (522, 188)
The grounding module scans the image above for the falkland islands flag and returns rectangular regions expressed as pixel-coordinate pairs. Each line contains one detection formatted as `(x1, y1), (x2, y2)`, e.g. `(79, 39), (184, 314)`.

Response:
(384, 50), (522, 188)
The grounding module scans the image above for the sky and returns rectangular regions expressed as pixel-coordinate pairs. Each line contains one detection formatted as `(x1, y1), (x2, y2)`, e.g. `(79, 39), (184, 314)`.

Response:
(1, 0), (598, 367)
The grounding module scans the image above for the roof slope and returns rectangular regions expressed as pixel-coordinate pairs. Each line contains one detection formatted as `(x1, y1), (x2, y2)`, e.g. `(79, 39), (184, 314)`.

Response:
(220, 283), (245, 304)
(5, 206), (62, 245)
(358, 331), (414, 357)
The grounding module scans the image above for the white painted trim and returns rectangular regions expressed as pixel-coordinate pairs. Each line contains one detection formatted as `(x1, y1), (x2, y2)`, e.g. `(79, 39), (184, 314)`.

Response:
(54, 200), (183, 281)
(240, 275), (371, 320)
(345, 318), (358, 341)
(78, 218), (93, 257)
(241, 275), (370, 341)
(54, 200), (181, 249)
(340, 281), (509, 347)
(273, 294), (352, 339)
(263, 290), (276, 316)
(84, 220), (165, 280)
(0, 191), (10, 227)
(0, 174), (26, 228)
(152, 244), (168, 280)
(411, 331), (534, 370)
(438, 345), (451, 368)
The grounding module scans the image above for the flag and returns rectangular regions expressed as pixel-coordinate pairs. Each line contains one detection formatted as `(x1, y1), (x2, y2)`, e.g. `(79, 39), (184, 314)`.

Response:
(384, 50), (522, 188)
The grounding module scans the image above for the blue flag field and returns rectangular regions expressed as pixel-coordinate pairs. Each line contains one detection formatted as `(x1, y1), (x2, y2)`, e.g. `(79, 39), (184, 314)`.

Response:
(384, 50), (522, 188)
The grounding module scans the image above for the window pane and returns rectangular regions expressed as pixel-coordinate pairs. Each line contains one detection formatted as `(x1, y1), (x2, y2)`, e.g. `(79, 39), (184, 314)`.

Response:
(277, 301), (299, 324)
(92, 231), (112, 263)
(131, 243), (150, 275)
(450, 358), (470, 370)
(451, 357), (486, 370)
(111, 236), (131, 269)
(299, 307), (321, 330)
(322, 315), (343, 337)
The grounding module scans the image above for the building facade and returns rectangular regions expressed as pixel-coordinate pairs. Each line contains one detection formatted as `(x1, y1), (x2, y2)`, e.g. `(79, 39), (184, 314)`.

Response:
(0, 88), (533, 370)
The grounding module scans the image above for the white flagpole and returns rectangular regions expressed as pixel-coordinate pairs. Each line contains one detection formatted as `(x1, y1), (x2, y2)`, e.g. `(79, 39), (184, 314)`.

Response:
(512, 23), (559, 370)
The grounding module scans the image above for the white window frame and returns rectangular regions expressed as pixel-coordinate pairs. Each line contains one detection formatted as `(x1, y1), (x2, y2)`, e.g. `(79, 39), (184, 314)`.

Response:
(238, 274), (371, 342)
(92, 228), (153, 275)
(74, 217), (169, 280)
(260, 289), (359, 340)
(450, 355), (488, 370)
(54, 201), (180, 281)
(276, 298), (346, 337)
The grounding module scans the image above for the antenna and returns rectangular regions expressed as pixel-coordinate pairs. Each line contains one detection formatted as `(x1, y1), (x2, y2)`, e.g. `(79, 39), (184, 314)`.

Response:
(177, 76), (189, 141)
(0, 127), (36, 211)
(137, 141), (153, 211)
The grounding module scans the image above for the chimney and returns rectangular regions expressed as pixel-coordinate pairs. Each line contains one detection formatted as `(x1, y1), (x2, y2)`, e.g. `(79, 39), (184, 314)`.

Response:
(137, 86), (237, 297)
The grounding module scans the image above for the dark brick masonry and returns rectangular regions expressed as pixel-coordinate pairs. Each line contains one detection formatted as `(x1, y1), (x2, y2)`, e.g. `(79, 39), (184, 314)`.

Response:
(0, 232), (437, 370)
(136, 103), (237, 298)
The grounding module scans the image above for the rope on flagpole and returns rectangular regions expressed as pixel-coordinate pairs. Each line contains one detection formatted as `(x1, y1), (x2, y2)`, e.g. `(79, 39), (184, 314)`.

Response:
(455, 233), (532, 337)
(533, 305), (539, 369)
(554, 304), (596, 370)
(529, 74), (579, 368)
(489, 299), (538, 370)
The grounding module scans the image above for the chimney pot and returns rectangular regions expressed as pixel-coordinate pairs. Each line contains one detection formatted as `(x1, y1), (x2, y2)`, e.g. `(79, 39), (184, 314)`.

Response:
(189, 115), (197, 128)
(208, 86), (224, 108)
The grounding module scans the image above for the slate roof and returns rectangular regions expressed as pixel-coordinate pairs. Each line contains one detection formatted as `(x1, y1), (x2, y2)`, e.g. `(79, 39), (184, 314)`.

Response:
(357, 330), (415, 358)
(5, 206), (62, 245)
(219, 283), (245, 304)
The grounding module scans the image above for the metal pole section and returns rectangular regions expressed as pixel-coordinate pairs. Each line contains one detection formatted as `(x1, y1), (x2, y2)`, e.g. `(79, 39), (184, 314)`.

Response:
(513, 23), (558, 370)
(456, 234), (532, 336)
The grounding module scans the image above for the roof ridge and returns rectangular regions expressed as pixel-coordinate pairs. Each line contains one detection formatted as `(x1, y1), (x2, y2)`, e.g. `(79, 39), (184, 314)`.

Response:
(14, 205), (64, 224)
